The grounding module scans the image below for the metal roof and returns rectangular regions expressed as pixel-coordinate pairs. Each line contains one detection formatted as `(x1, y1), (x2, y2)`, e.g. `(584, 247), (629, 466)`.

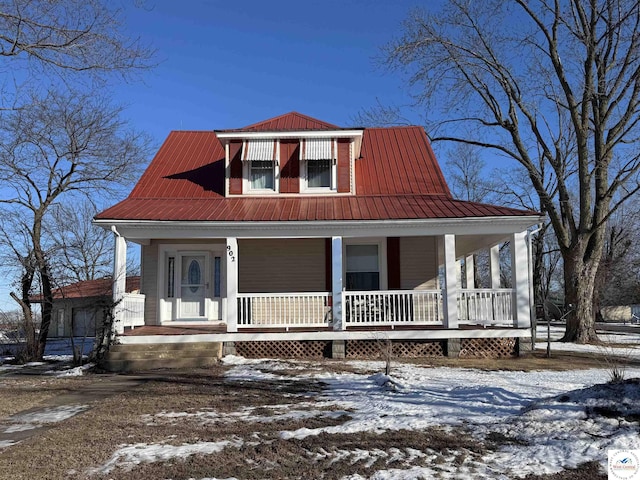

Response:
(96, 113), (539, 223)
(221, 111), (340, 132)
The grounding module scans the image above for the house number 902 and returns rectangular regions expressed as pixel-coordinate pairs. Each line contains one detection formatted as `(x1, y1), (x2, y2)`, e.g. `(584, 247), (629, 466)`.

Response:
(226, 245), (236, 262)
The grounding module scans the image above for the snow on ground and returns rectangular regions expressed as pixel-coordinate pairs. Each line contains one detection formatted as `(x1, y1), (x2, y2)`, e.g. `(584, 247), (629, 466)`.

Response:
(3, 404), (89, 434)
(87, 437), (244, 475)
(93, 353), (640, 479)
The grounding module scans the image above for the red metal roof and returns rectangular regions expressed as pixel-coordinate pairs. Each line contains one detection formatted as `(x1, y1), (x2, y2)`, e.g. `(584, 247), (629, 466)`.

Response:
(223, 111), (340, 132)
(357, 127), (451, 196)
(97, 196), (536, 222)
(96, 113), (539, 223)
(31, 276), (140, 301)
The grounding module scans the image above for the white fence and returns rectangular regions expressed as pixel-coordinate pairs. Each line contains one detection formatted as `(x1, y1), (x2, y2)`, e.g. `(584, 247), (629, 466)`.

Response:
(237, 292), (332, 329)
(457, 289), (514, 325)
(122, 293), (146, 329)
(344, 290), (443, 327)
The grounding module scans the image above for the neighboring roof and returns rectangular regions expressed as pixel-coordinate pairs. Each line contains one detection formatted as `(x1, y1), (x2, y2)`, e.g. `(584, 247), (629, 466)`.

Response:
(95, 113), (540, 223)
(31, 276), (141, 302)
(221, 111), (340, 132)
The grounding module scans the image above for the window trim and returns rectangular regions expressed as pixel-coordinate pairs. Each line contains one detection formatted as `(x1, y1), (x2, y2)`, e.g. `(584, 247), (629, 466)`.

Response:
(300, 138), (337, 193)
(342, 238), (388, 291)
(241, 139), (280, 194)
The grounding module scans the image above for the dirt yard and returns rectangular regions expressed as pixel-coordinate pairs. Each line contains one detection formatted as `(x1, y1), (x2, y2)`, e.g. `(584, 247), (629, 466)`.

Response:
(0, 352), (629, 479)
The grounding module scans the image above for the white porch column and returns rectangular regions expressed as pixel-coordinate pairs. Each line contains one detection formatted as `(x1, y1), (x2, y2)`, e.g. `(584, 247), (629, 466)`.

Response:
(511, 231), (531, 328)
(112, 228), (127, 336)
(442, 234), (458, 329)
(332, 236), (343, 330)
(490, 244), (501, 289)
(226, 237), (238, 333)
(465, 254), (475, 289)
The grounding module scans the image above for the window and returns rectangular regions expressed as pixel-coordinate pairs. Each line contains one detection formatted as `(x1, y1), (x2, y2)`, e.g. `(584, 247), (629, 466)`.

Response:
(250, 160), (275, 190)
(346, 244), (380, 290)
(301, 138), (335, 191)
(307, 159), (332, 188)
(242, 139), (279, 193)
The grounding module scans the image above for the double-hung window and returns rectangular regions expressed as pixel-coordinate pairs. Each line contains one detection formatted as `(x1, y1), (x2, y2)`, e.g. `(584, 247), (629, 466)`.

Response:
(301, 138), (335, 191)
(242, 139), (278, 193)
(346, 244), (380, 291)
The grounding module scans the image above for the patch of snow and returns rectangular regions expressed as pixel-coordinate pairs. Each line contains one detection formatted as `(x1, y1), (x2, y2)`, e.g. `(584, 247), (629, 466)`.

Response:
(52, 363), (94, 377)
(88, 437), (243, 475)
(8, 404), (89, 426)
(0, 440), (17, 449)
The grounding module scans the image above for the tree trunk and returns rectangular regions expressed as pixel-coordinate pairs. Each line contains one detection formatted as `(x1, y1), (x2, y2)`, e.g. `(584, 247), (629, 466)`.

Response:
(561, 243), (600, 343)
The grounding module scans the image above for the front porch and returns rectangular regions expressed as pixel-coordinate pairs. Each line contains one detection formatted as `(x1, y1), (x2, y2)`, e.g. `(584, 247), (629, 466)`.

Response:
(110, 223), (537, 358)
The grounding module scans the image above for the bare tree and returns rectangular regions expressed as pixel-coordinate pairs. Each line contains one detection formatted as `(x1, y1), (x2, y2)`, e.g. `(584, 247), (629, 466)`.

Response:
(383, 0), (640, 343)
(0, 0), (154, 82)
(597, 204), (640, 308)
(0, 89), (150, 359)
(46, 200), (143, 285)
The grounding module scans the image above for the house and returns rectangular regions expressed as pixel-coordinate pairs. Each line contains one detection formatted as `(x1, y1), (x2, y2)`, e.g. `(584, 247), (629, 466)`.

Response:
(32, 277), (141, 338)
(94, 112), (542, 360)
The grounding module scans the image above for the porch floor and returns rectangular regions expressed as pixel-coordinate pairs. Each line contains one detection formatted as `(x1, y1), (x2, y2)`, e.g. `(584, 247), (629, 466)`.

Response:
(122, 323), (520, 336)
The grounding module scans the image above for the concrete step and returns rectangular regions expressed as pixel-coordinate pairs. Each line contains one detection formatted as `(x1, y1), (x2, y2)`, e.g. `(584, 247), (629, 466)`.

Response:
(109, 342), (216, 353)
(103, 356), (219, 372)
(102, 342), (222, 372)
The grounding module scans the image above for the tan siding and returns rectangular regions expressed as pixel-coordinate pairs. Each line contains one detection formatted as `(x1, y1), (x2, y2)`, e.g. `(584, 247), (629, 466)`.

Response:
(400, 237), (438, 290)
(239, 238), (326, 293)
(142, 243), (159, 325)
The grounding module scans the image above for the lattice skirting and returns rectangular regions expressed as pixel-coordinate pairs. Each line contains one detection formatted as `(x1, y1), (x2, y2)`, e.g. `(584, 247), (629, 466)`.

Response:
(234, 340), (331, 359)
(345, 340), (445, 359)
(459, 338), (517, 358)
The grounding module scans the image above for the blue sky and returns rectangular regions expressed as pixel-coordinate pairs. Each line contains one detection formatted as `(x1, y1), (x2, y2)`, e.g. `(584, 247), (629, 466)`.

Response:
(115, 0), (425, 141)
(0, 0), (431, 312)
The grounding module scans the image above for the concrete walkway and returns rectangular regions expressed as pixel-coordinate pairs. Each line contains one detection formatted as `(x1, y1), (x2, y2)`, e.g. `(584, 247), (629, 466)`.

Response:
(0, 373), (149, 448)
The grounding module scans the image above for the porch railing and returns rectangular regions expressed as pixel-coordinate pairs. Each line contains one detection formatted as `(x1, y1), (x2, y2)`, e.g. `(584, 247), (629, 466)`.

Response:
(122, 293), (146, 329)
(238, 292), (332, 329)
(344, 290), (443, 327)
(457, 288), (514, 325)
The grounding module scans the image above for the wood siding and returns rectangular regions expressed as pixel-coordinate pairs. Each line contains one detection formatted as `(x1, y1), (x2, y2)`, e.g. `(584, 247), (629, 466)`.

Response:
(400, 236), (438, 290)
(229, 141), (243, 194)
(279, 140), (300, 193)
(142, 242), (159, 324)
(337, 139), (350, 193)
(239, 238), (326, 293)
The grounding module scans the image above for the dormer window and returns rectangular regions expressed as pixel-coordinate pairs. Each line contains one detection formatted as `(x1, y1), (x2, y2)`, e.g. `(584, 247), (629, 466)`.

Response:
(301, 138), (336, 192)
(242, 139), (279, 193)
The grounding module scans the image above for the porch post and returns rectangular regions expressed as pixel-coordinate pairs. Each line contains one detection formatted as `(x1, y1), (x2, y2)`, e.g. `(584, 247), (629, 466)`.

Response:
(490, 244), (501, 289)
(442, 234), (458, 328)
(112, 228), (127, 336)
(465, 254), (475, 289)
(511, 231), (531, 328)
(226, 237), (238, 333)
(331, 236), (343, 330)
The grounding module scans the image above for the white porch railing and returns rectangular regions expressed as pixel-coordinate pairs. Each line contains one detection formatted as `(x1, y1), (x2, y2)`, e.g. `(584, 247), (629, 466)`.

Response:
(344, 290), (443, 327)
(237, 292), (332, 329)
(457, 288), (515, 326)
(122, 293), (145, 329)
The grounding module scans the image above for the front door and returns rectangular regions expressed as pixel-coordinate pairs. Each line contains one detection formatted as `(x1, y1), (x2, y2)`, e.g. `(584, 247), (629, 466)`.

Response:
(174, 252), (222, 321)
(178, 254), (207, 319)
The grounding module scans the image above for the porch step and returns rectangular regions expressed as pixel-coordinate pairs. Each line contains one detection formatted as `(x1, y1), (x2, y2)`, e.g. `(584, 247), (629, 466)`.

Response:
(101, 342), (222, 372)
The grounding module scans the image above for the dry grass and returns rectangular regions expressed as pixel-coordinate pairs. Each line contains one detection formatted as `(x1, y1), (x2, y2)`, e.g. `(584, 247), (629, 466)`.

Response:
(0, 377), (89, 419)
(0, 353), (625, 479)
